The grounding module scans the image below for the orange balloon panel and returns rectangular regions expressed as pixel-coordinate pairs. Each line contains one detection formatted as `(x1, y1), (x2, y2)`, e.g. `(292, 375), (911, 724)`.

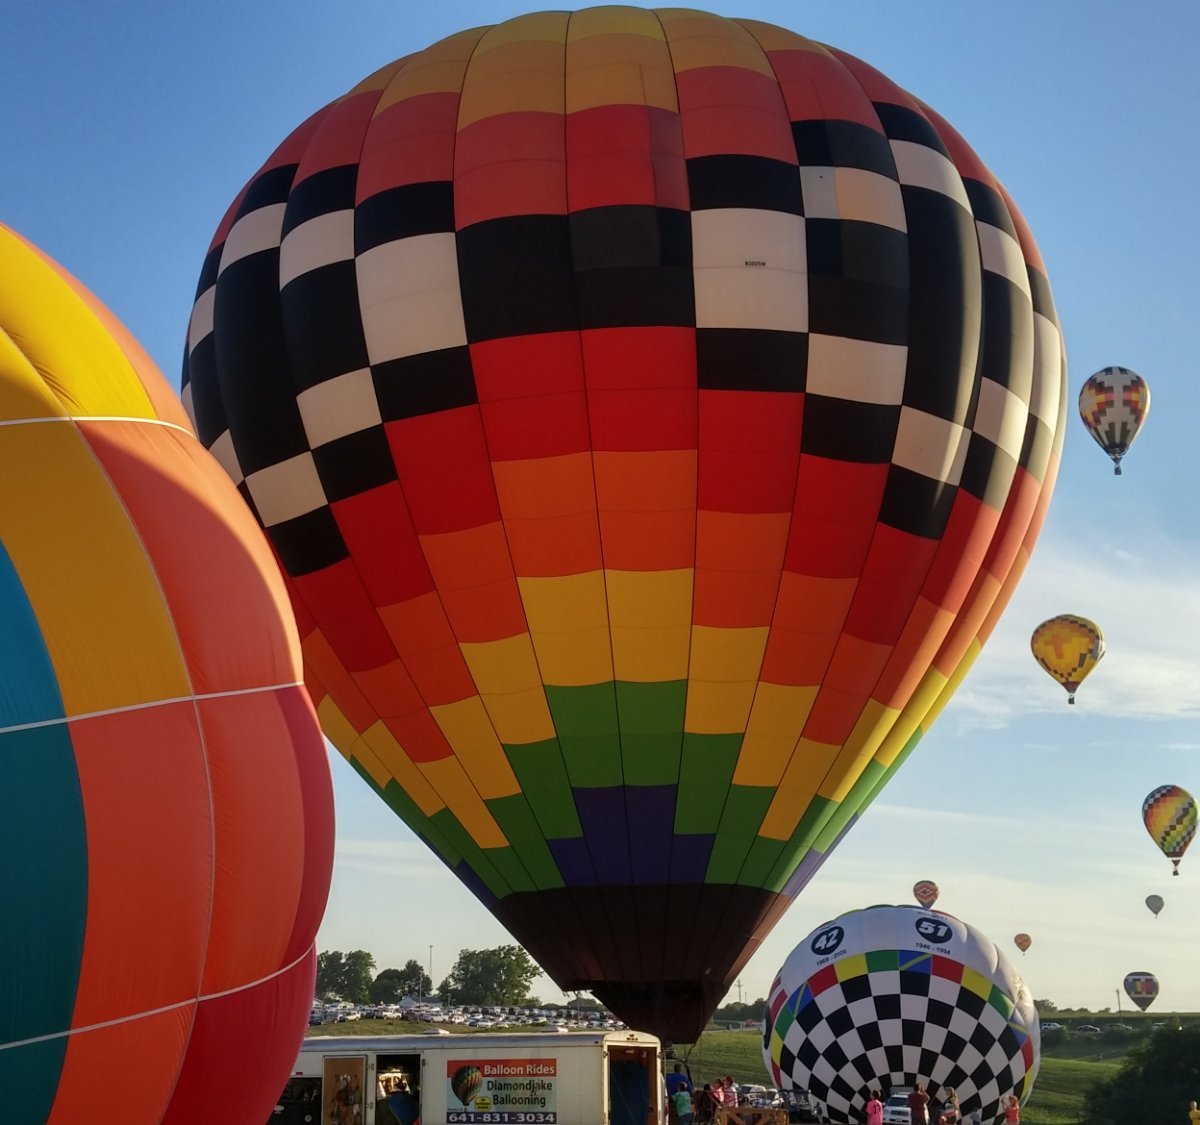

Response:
(0, 222), (334, 1124)
(182, 8), (1066, 1041)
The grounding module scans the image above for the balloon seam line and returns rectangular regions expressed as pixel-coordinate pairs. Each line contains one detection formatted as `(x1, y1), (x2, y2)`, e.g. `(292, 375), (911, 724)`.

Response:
(0, 943), (315, 1052)
(0, 680), (306, 735)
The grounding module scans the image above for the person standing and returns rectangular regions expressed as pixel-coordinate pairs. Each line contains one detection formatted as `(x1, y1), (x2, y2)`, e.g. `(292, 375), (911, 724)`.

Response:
(866, 1090), (883, 1125)
(1189, 1100), (1200, 1125)
(908, 1084), (930, 1125)
(672, 1086), (696, 1125)
(666, 1064), (693, 1124)
(1003, 1093), (1021, 1124)
(941, 1087), (961, 1124)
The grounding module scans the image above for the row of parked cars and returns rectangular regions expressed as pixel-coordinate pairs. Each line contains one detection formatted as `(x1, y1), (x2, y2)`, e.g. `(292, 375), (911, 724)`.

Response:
(310, 1001), (627, 1030)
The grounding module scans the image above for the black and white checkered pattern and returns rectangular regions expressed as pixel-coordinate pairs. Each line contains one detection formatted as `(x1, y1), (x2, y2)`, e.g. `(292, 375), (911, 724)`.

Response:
(764, 907), (1038, 1125)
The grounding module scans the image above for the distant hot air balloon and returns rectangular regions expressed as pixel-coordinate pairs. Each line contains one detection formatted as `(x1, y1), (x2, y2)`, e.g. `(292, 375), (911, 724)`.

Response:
(1014, 933), (1032, 954)
(1123, 972), (1159, 1012)
(0, 223), (334, 1122)
(1145, 894), (1164, 918)
(1030, 615), (1104, 703)
(1079, 367), (1150, 475)
(181, 7), (1067, 1043)
(1143, 786), (1197, 875)
(913, 880), (940, 909)
(451, 1065), (483, 1107)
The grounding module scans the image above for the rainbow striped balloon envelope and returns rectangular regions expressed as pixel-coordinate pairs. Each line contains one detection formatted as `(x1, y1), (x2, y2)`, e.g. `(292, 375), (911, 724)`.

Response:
(182, 7), (1066, 1041)
(0, 223), (334, 1123)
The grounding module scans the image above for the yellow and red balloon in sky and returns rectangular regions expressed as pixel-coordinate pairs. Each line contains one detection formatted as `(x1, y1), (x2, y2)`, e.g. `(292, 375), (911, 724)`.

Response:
(0, 223), (333, 1123)
(183, 7), (1066, 1041)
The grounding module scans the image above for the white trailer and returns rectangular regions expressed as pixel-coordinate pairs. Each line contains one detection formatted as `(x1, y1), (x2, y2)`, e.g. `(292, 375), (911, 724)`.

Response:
(270, 1030), (663, 1125)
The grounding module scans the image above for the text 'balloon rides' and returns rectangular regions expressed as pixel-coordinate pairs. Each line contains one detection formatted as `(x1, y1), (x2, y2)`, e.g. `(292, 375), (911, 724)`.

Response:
(1031, 615), (1104, 703)
(1143, 785), (1197, 875)
(1013, 932), (1032, 954)
(1145, 894), (1164, 917)
(764, 905), (1039, 1124)
(182, 6), (1066, 1042)
(1123, 972), (1159, 1012)
(913, 880), (940, 908)
(0, 224), (335, 1123)
(1079, 366), (1149, 475)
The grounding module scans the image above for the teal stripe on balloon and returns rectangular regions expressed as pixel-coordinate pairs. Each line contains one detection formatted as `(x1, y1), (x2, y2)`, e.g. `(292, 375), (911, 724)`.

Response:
(0, 542), (65, 728)
(0, 721), (88, 1108)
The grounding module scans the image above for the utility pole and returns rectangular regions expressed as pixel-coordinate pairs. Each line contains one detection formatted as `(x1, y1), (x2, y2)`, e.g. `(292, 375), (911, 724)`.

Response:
(737, 979), (743, 1005)
(429, 945), (434, 1000)
(1115, 987), (1122, 1016)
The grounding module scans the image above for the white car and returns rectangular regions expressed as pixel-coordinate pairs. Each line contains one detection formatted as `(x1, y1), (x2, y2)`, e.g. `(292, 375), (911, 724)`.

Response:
(882, 1093), (911, 1125)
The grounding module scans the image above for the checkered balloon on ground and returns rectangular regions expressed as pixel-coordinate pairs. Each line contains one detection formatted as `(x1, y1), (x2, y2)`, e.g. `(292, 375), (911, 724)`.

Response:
(764, 904), (1038, 1124)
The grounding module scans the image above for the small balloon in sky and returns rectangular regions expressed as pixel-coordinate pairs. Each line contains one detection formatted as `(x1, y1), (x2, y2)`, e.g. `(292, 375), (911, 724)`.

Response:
(1014, 932), (1033, 954)
(1079, 366), (1150, 475)
(1030, 615), (1105, 703)
(1143, 785), (1197, 875)
(913, 880), (940, 908)
(1123, 971), (1159, 1011)
(1145, 894), (1164, 917)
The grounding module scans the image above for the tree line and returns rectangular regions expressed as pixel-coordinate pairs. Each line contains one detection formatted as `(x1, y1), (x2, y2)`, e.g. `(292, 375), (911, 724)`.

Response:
(316, 945), (541, 1006)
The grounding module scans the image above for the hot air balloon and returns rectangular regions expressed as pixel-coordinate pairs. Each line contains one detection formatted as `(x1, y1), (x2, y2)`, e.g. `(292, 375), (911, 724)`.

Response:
(913, 880), (940, 909)
(1030, 615), (1104, 703)
(1014, 933), (1032, 954)
(450, 1065), (484, 1107)
(0, 223), (334, 1122)
(764, 905), (1039, 1124)
(1123, 972), (1159, 1012)
(1146, 894), (1164, 918)
(1079, 367), (1150, 475)
(1143, 785), (1197, 875)
(181, 7), (1066, 1042)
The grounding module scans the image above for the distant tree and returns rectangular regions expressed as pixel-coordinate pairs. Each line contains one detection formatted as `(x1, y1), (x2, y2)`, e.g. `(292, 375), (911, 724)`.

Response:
(1034, 998), (1059, 1014)
(316, 949), (376, 1004)
(371, 960), (433, 1003)
(438, 946), (540, 1006)
(715, 999), (767, 1024)
(1084, 1025), (1200, 1124)
(342, 950), (377, 1004)
(316, 950), (347, 1001)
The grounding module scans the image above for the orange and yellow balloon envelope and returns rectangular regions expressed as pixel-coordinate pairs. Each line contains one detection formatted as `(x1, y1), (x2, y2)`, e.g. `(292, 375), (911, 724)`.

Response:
(1013, 933), (1032, 955)
(1143, 785), (1197, 875)
(1031, 615), (1104, 703)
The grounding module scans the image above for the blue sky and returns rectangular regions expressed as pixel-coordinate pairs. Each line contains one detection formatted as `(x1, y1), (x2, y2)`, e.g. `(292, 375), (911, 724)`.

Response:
(4, 1), (1200, 1015)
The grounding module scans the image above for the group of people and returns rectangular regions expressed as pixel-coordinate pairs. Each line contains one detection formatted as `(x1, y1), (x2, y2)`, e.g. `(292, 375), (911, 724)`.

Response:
(861, 1084), (1019, 1125)
(665, 1064), (741, 1124)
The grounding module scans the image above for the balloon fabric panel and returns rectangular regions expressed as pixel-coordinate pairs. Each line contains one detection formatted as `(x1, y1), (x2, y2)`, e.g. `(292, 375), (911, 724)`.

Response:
(182, 8), (1065, 1041)
(0, 222), (334, 1123)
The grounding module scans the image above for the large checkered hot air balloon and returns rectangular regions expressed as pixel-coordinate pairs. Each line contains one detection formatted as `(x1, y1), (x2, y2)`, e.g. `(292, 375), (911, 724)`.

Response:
(0, 223), (334, 1124)
(182, 7), (1065, 1041)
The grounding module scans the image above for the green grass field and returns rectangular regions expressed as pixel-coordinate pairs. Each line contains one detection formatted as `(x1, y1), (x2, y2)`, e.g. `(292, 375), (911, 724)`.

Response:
(306, 1022), (1123, 1124)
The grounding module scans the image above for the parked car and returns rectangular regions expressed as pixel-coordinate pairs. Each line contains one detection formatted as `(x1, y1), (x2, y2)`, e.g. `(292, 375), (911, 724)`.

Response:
(882, 1093), (911, 1125)
(1076, 1024), (1102, 1033)
(1041, 1021), (1062, 1032)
